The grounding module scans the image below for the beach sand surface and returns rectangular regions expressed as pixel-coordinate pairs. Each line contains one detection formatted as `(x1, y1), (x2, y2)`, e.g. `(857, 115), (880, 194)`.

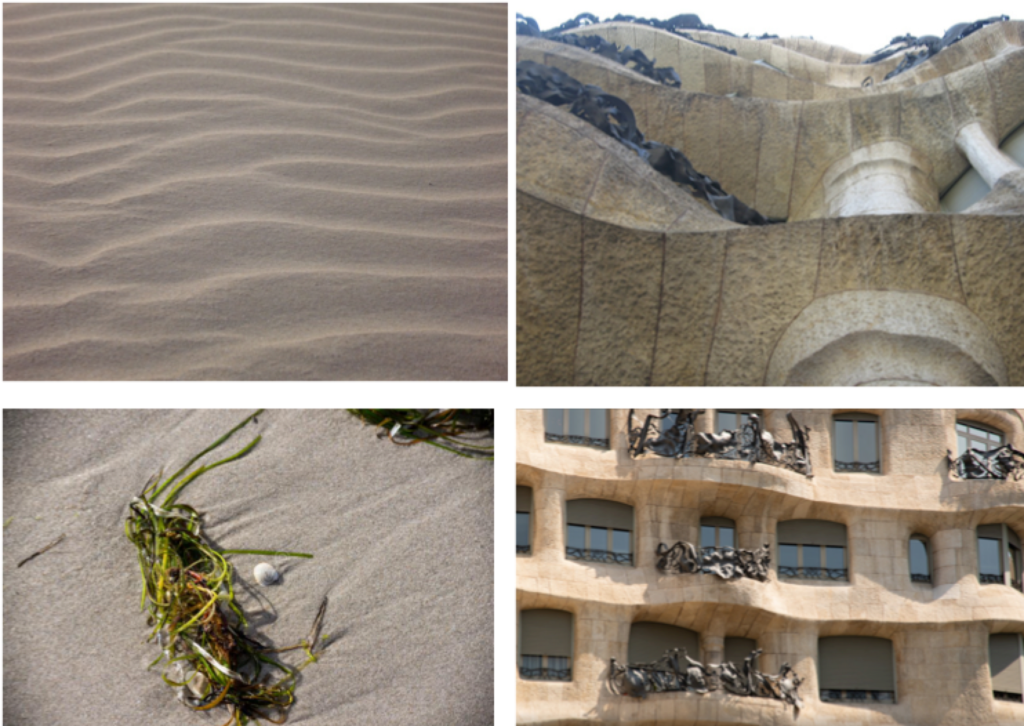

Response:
(3, 409), (494, 725)
(3, 4), (507, 380)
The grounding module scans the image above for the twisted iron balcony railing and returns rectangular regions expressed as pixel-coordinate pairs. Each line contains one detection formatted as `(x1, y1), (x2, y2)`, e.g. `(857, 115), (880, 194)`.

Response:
(519, 665), (572, 681)
(834, 460), (881, 473)
(779, 566), (848, 581)
(820, 689), (895, 703)
(566, 547), (632, 565)
(544, 432), (609, 449)
(979, 573), (1006, 584)
(947, 445), (1024, 480)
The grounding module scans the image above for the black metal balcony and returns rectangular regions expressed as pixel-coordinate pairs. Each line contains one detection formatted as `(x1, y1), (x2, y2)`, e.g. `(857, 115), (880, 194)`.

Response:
(779, 566), (848, 580)
(820, 689), (895, 703)
(994, 691), (1024, 703)
(545, 432), (609, 449)
(566, 547), (632, 565)
(520, 666), (572, 681)
(517, 544), (531, 555)
(834, 460), (880, 473)
(980, 573), (1005, 584)
(910, 573), (931, 583)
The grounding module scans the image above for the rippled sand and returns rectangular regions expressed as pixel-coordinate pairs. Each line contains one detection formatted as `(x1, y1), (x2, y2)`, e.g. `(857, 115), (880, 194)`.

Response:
(3, 3), (507, 380)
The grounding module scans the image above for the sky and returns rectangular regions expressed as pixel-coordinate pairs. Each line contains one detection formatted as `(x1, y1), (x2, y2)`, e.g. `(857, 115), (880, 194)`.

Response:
(515, 0), (1019, 55)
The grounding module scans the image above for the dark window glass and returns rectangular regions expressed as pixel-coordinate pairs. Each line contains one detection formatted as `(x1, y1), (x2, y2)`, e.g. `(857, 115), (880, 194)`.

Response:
(517, 512), (530, 549)
(980, 538), (1002, 576)
(718, 411), (737, 431)
(567, 524), (586, 551)
(827, 546), (845, 570)
(521, 654), (542, 671)
(701, 525), (717, 549)
(835, 420), (854, 462)
(780, 544), (799, 569)
(720, 527), (735, 548)
(957, 422), (1004, 455)
(568, 410), (586, 436)
(804, 545), (822, 575)
(857, 421), (877, 462)
(590, 526), (608, 552)
(909, 539), (929, 576)
(612, 529), (631, 554)
(1009, 543), (1022, 585)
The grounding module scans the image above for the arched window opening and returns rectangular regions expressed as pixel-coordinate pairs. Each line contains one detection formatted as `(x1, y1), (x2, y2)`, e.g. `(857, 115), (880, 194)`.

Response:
(833, 413), (880, 473)
(778, 520), (848, 581)
(819, 636), (896, 704)
(517, 486), (532, 555)
(566, 499), (633, 566)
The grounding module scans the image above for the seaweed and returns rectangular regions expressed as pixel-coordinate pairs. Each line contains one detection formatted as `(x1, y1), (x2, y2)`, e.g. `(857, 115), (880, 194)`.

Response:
(348, 409), (494, 460)
(125, 410), (325, 725)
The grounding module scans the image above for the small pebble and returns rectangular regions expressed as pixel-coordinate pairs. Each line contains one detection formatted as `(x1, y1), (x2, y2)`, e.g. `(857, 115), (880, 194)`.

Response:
(254, 562), (280, 586)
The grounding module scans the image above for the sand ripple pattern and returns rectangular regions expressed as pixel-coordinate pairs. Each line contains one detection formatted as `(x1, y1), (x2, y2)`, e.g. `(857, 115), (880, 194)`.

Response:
(3, 3), (508, 380)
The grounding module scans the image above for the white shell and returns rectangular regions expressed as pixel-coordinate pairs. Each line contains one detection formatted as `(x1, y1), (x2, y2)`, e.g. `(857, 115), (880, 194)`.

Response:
(254, 562), (280, 586)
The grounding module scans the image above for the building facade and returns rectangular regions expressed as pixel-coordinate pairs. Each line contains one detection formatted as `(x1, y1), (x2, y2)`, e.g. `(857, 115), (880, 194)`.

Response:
(516, 17), (1024, 386)
(516, 409), (1024, 725)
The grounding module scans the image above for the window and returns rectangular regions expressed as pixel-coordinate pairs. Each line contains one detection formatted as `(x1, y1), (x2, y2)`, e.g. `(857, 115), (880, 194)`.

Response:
(701, 516), (735, 572)
(517, 486), (532, 555)
(958, 420), (1005, 455)
(724, 637), (758, 666)
(715, 410), (762, 432)
(818, 636), (896, 704)
(545, 410), (609, 449)
(778, 520), (848, 581)
(833, 413), (880, 473)
(520, 609), (573, 681)
(566, 499), (633, 565)
(990, 633), (1024, 703)
(628, 622), (700, 664)
(909, 535), (931, 583)
(978, 524), (1024, 591)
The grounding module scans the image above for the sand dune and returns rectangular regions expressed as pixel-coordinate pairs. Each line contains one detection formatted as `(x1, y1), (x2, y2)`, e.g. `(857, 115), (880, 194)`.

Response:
(3, 3), (508, 380)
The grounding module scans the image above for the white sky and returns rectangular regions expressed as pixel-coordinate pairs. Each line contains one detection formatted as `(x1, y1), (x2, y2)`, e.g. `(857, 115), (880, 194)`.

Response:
(515, 0), (1018, 55)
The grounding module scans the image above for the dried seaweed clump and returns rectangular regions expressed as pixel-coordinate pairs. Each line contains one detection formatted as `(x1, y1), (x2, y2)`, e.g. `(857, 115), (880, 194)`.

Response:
(125, 410), (326, 725)
(348, 409), (494, 459)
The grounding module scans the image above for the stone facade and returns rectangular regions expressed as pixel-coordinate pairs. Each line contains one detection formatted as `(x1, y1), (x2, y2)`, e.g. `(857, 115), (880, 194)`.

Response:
(517, 18), (1024, 386)
(516, 409), (1024, 725)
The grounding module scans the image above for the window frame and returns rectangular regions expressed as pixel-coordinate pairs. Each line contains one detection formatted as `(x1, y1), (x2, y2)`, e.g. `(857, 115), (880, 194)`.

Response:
(908, 534), (931, 584)
(957, 420), (1005, 456)
(714, 410), (763, 433)
(519, 609), (574, 682)
(544, 409), (610, 449)
(517, 486), (532, 556)
(978, 524), (1024, 592)
(565, 499), (634, 566)
(777, 520), (849, 582)
(833, 412), (881, 474)
(818, 635), (897, 705)
(990, 632), (1024, 703)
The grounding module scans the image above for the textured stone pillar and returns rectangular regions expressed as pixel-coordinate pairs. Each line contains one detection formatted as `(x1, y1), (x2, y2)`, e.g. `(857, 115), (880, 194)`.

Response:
(534, 481), (566, 561)
(701, 633), (725, 665)
(955, 121), (1022, 188)
(821, 140), (939, 216)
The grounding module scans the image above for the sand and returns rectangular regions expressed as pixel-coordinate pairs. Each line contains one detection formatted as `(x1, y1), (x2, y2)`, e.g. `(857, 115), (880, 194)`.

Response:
(3, 409), (494, 725)
(3, 4), (508, 380)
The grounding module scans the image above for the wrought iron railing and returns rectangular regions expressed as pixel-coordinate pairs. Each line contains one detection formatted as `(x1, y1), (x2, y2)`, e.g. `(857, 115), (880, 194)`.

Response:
(519, 666), (572, 681)
(545, 432), (609, 449)
(910, 573), (931, 583)
(820, 689), (895, 703)
(517, 544), (531, 555)
(626, 410), (813, 476)
(566, 547), (632, 565)
(779, 566), (848, 581)
(656, 541), (771, 581)
(834, 460), (880, 473)
(980, 573), (1005, 584)
(947, 445), (1024, 480)
(994, 691), (1024, 703)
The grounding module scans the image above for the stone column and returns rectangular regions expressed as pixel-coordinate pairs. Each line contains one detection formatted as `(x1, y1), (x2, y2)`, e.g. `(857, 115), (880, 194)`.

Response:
(534, 479), (566, 561)
(821, 140), (939, 216)
(955, 121), (1022, 188)
(701, 633), (725, 665)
